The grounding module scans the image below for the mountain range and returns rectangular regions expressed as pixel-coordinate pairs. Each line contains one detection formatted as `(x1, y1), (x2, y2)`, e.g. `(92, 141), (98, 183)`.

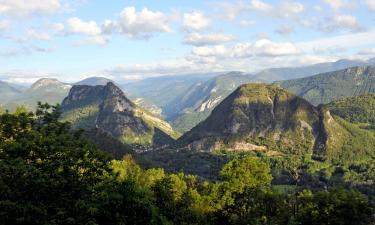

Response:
(178, 83), (374, 161)
(124, 58), (375, 132)
(254, 58), (373, 82)
(1, 78), (71, 111)
(279, 66), (375, 105)
(139, 83), (375, 179)
(167, 72), (263, 132)
(60, 82), (179, 151)
(0, 60), (374, 182)
(0, 58), (374, 134)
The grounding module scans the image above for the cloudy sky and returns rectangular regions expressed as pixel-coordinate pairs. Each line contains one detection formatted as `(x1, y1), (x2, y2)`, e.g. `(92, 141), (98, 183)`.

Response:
(0, 0), (375, 84)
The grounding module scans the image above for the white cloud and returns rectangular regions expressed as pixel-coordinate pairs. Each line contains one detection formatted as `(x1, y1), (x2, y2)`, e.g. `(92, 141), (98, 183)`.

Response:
(24, 28), (51, 41)
(275, 1), (305, 18)
(184, 32), (234, 46)
(0, 44), (54, 57)
(192, 45), (228, 57)
(183, 11), (210, 30)
(239, 20), (256, 27)
(251, 0), (273, 11)
(67, 17), (101, 36)
(251, 39), (301, 56)
(67, 17), (108, 45)
(221, 0), (304, 21)
(297, 29), (375, 51)
(74, 35), (109, 46)
(99, 29), (375, 78)
(323, 0), (346, 10)
(364, 0), (375, 11)
(0, 20), (10, 30)
(101, 19), (117, 34)
(0, 70), (65, 85)
(192, 39), (301, 58)
(275, 25), (294, 35)
(221, 0), (272, 20)
(314, 5), (322, 11)
(0, 0), (62, 17)
(100, 7), (173, 39)
(49, 23), (65, 33)
(117, 7), (172, 39)
(103, 58), (196, 77)
(357, 48), (375, 56)
(319, 14), (363, 32)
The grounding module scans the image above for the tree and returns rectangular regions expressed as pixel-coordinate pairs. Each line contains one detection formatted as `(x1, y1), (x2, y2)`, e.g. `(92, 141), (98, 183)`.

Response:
(297, 188), (373, 225)
(219, 156), (272, 201)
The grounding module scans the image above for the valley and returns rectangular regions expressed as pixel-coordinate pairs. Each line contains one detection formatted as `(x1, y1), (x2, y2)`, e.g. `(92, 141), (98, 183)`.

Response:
(2, 1), (375, 223)
(2, 63), (374, 187)
(1, 62), (374, 224)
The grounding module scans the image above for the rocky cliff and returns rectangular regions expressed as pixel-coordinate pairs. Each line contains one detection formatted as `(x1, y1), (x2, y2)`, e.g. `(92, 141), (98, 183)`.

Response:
(61, 82), (179, 149)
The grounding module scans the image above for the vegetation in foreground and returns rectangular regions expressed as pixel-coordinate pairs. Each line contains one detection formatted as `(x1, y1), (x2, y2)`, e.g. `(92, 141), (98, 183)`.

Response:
(0, 104), (374, 225)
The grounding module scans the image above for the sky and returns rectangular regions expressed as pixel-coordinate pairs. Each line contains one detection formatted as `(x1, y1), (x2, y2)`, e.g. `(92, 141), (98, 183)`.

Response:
(0, 0), (375, 84)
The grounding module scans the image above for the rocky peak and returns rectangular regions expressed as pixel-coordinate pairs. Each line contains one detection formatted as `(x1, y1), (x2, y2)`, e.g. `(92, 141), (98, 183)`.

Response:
(61, 82), (178, 148)
(75, 77), (115, 86)
(184, 84), (318, 137)
(100, 82), (135, 113)
(179, 84), (328, 156)
(61, 85), (104, 107)
(31, 78), (70, 90)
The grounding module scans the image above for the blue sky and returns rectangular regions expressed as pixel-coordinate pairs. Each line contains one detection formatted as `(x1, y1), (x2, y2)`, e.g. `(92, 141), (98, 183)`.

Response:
(0, 0), (375, 84)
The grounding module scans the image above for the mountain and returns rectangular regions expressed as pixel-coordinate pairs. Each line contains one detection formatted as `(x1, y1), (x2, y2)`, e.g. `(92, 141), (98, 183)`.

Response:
(327, 93), (375, 130)
(75, 77), (162, 116)
(178, 84), (375, 162)
(60, 82), (179, 150)
(0, 81), (23, 108)
(255, 59), (371, 82)
(3, 78), (71, 111)
(168, 72), (263, 132)
(278, 66), (375, 106)
(122, 73), (221, 115)
(367, 57), (375, 64)
(75, 77), (115, 86)
(132, 97), (162, 116)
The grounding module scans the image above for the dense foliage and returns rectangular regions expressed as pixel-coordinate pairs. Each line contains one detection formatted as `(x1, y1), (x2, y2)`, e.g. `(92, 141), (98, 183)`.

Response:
(279, 66), (375, 105)
(327, 93), (375, 128)
(0, 104), (374, 224)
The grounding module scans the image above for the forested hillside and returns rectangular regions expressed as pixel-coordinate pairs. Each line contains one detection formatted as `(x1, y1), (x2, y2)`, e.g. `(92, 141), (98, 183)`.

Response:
(279, 66), (375, 105)
(327, 93), (375, 129)
(0, 104), (373, 224)
(140, 85), (375, 199)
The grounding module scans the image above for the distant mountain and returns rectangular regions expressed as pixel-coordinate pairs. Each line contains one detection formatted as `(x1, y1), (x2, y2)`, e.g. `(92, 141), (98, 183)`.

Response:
(132, 97), (162, 116)
(123, 73), (221, 114)
(255, 59), (371, 82)
(3, 78), (71, 111)
(367, 57), (375, 64)
(168, 72), (263, 132)
(60, 82), (179, 150)
(327, 93), (375, 128)
(75, 77), (115, 86)
(0, 81), (23, 108)
(278, 66), (375, 105)
(179, 84), (375, 162)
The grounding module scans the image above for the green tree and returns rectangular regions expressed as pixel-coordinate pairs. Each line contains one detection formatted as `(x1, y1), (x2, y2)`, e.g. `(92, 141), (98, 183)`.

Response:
(297, 188), (373, 225)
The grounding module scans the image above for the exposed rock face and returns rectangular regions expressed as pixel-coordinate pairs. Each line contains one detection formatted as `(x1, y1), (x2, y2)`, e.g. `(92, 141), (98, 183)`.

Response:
(96, 83), (151, 138)
(179, 84), (349, 160)
(61, 85), (104, 108)
(61, 82), (178, 148)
